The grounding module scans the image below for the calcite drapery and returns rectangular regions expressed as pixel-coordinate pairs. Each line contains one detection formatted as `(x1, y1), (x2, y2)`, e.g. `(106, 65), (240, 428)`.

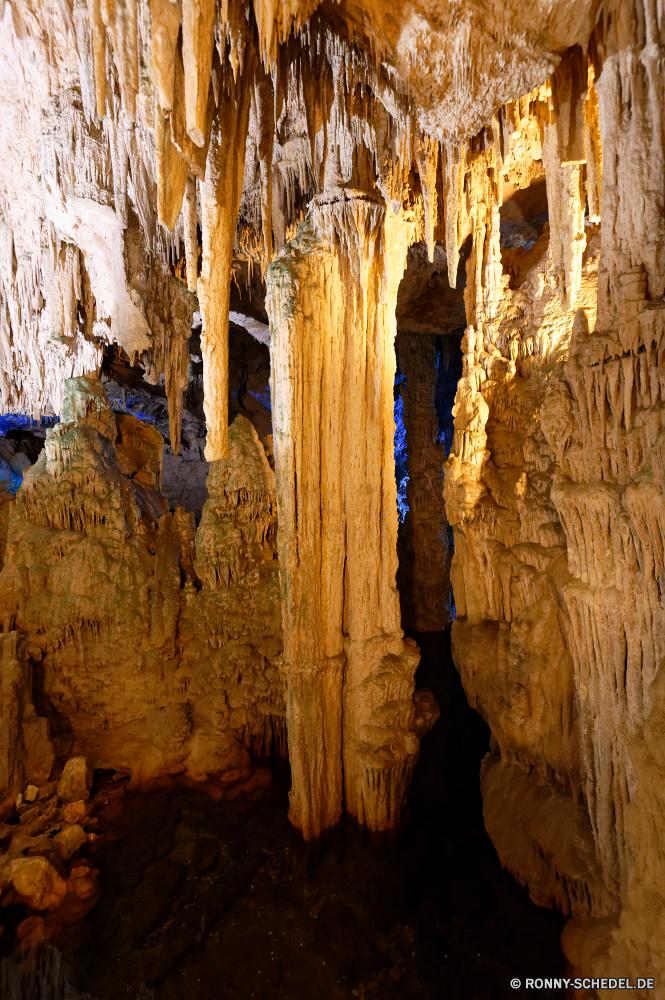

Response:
(3, 0), (665, 987)
(441, 6), (665, 990)
(267, 192), (438, 839)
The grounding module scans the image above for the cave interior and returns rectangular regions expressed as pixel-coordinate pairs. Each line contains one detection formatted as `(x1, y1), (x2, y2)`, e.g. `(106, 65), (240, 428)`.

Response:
(1, 0), (665, 997)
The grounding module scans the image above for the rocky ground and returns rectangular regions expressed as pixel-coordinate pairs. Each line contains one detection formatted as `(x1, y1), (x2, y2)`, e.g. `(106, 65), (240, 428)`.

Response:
(0, 633), (566, 1000)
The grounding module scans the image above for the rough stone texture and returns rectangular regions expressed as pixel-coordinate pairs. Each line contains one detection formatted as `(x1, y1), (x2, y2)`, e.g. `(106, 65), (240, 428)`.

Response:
(4, 856), (67, 912)
(442, 12), (665, 991)
(0, 632), (55, 814)
(57, 757), (92, 803)
(0, 377), (284, 787)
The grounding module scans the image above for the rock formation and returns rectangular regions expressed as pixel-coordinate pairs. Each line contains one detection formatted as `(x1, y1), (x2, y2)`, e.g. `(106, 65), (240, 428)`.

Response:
(267, 200), (439, 838)
(441, 10), (665, 992)
(0, 377), (284, 795)
(0, 0), (664, 991)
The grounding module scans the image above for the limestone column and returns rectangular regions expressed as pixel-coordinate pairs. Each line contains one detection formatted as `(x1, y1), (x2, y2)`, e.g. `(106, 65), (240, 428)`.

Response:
(267, 191), (438, 839)
(396, 331), (453, 632)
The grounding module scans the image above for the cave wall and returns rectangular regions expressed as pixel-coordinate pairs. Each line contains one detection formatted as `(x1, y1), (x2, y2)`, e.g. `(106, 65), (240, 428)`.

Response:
(443, 8), (665, 991)
(396, 330), (453, 632)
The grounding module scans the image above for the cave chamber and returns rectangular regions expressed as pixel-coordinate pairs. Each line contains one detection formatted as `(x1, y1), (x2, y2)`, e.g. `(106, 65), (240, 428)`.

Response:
(1, 0), (665, 997)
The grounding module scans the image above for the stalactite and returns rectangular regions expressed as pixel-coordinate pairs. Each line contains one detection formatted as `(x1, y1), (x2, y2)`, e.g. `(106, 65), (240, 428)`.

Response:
(443, 142), (465, 289)
(155, 100), (189, 231)
(100, 0), (139, 121)
(183, 174), (199, 292)
(6, 0), (665, 986)
(171, 38), (210, 180)
(414, 129), (439, 264)
(198, 58), (253, 461)
(87, 0), (107, 117)
(253, 67), (275, 264)
(150, 0), (181, 114)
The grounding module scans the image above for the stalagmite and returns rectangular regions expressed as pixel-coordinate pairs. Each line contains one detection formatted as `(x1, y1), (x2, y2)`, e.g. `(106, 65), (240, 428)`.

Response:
(0, 378), (284, 785)
(4, 0), (665, 990)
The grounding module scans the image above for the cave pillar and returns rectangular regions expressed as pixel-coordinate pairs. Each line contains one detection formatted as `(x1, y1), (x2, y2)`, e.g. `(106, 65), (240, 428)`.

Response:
(396, 332), (453, 631)
(267, 192), (438, 839)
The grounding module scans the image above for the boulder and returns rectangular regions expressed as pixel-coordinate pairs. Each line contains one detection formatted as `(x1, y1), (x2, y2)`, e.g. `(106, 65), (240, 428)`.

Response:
(58, 757), (92, 803)
(7, 856), (67, 911)
(54, 824), (87, 861)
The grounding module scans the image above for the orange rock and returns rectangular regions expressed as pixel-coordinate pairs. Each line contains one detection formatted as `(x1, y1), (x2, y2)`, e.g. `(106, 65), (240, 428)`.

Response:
(63, 800), (90, 825)
(7, 857), (67, 912)
(58, 758), (92, 804)
(54, 824), (88, 861)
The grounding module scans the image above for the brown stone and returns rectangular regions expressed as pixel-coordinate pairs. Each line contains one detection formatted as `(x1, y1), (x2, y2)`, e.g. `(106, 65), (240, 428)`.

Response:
(54, 824), (88, 862)
(6, 857), (67, 912)
(58, 759), (92, 804)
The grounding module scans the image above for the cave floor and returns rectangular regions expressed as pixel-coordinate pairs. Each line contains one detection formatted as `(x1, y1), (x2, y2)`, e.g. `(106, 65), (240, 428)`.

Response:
(66, 633), (565, 1000)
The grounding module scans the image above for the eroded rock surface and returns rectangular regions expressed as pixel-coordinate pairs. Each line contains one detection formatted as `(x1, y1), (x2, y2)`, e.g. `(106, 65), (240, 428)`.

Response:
(0, 377), (284, 789)
(441, 13), (665, 992)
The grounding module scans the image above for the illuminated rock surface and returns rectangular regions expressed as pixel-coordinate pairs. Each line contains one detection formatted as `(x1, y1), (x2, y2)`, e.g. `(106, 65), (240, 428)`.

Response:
(0, 0), (664, 994)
